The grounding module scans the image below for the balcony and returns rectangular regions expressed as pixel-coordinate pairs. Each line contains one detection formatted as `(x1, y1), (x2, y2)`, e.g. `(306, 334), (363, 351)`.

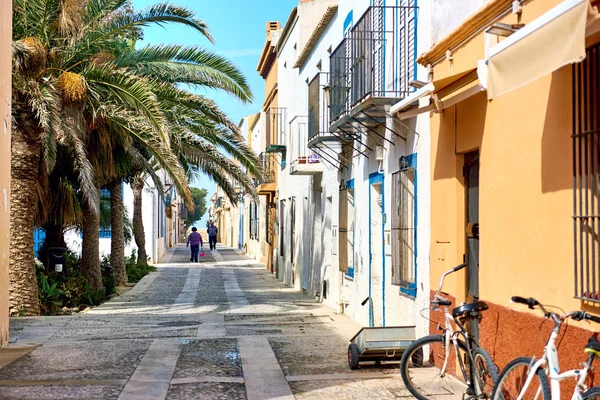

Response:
(265, 107), (287, 168)
(256, 152), (278, 195)
(289, 115), (323, 175)
(328, 5), (417, 145)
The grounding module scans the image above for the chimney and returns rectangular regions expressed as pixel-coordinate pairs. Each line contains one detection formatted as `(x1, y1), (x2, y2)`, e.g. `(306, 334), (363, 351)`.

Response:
(266, 21), (281, 33)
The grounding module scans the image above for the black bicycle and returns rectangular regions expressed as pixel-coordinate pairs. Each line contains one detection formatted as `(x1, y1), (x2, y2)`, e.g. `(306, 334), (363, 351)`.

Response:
(400, 263), (498, 399)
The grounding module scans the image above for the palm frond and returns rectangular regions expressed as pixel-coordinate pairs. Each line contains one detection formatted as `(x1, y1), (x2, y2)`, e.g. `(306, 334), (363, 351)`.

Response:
(85, 64), (169, 144)
(118, 45), (252, 102)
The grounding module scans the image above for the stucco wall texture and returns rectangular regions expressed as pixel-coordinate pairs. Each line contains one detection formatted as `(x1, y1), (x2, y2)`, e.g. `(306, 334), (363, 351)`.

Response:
(0, 0), (11, 346)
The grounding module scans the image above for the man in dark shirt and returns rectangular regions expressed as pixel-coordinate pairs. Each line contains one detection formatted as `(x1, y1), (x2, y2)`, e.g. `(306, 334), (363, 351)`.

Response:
(207, 222), (218, 250)
(186, 227), (203, 262)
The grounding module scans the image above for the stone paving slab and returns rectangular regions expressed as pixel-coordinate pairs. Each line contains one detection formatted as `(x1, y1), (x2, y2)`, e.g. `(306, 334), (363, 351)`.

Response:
(0, 340), (151, 380)
(0, 384), (123, 400)
(268, 335), (350, 376)
(166, 382), (246, 400)
(172, 339), (242, 378)
(289, 378), (413, 399)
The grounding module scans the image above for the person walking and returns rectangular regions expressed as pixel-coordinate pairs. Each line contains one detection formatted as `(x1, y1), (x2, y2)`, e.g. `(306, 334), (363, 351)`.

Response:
(186, 227), (203, 262)
(207, 222), (218, 250)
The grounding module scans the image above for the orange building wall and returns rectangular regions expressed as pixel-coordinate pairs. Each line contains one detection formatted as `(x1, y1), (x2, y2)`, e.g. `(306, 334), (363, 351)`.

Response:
(428, 0), (597, 390)
(0, 0), (11, 346)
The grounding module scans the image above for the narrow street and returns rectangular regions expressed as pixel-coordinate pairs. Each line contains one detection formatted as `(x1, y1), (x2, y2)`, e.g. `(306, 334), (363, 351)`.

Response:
(0, 246), (413, 400)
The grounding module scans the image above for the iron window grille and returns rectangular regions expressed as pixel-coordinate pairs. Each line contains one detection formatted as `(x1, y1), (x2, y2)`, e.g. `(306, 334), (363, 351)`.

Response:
(391, 165), (416, 290)
(573, 43), (600, 301)
(328, 4), (417, 122)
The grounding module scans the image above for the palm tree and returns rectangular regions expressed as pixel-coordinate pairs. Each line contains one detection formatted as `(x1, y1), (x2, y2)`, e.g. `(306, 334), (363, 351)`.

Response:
(11, 0), (210, 314)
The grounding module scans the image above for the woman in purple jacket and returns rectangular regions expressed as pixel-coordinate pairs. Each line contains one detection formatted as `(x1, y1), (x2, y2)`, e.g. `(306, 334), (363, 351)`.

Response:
(186, 227), (203, 263)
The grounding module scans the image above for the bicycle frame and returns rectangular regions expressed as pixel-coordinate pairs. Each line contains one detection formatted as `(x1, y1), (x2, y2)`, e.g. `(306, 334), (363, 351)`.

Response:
(433, 265), (484, 397)
(513, 326), (593, 400)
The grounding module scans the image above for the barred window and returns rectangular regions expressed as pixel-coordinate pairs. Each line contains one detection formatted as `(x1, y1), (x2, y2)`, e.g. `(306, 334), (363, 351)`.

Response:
(391, 167), (416, 290)
(573, 43), (600, 301)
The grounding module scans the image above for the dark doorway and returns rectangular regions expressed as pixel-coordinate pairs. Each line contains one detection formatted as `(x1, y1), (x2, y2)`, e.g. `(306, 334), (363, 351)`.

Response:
(465, 151), (480, 340)
(465, 151), (480, 300)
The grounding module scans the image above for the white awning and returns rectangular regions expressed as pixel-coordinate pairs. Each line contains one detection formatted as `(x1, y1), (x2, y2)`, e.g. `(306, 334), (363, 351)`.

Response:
(487, 0), (591, 99)
(389, 83), (434, 115)
(391, 68), (484, 120)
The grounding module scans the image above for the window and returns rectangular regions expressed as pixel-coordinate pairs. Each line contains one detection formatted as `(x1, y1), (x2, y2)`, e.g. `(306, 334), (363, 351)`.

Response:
(339, 180), (355, 277)
(249, 201), (259, 240)
(573, 43), (600, 301)
(392, 157), (417, 295)
(99, 189), (112, 238)
(279, 200), (285, 256)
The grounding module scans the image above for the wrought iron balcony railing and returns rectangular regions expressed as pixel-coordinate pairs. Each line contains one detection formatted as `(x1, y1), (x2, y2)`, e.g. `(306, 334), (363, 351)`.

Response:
(308, 72), (330, 141)
(255, 152), (277, 186)
(265, 107), (287, 148)
(290, 115), (320, 165)
(329, 5), (417, 122)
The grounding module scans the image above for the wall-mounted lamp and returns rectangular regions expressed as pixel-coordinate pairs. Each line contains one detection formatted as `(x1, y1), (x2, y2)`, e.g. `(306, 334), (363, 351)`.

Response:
(485, 22), (524, 37)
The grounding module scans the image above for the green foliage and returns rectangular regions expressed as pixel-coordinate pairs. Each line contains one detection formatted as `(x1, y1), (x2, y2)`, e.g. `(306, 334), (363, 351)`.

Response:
(126, 249), (156, 283)
(185, 187), (208, 229)
(86, 290), (106, 306)
(100, 254), (117, 296)
(38, 274), (64, 314)
(61, 274), (91, 308)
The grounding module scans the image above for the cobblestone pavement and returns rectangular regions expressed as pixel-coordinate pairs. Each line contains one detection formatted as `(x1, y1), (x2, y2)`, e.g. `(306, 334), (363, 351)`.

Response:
(0, 244), (424, 399)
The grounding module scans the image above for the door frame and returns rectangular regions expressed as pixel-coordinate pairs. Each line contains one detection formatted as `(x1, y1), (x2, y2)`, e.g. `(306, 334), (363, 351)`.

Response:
(369, 171), (385, 327)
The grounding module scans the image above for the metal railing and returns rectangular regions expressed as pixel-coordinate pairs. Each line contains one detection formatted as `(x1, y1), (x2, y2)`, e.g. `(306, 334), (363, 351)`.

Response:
(329, 5), (417, 121)
(574, 43), (600, 302)
(290, 115), (319, 166)
(308, 72), (330, 140)
(256, 152), (277, 185)
(266, 107), (287, 147)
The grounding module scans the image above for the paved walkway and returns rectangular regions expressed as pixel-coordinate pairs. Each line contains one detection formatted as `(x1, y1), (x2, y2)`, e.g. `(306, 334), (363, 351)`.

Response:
(0, 245), (414, 399)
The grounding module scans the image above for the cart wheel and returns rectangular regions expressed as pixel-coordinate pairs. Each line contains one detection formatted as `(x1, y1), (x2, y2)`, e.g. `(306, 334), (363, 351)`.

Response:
(348, 344), (360, 370)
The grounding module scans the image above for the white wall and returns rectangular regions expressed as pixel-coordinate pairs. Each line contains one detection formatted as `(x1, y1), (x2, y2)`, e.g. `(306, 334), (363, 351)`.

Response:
(270, 0), (432, 334)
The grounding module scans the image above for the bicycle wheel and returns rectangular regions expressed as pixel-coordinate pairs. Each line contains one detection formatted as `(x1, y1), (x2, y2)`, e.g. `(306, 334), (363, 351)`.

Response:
(583, 387), (600, 399)
(472, 347), (499, 398)
(492, 357), (550, 400)
(400, 334), (470, 400)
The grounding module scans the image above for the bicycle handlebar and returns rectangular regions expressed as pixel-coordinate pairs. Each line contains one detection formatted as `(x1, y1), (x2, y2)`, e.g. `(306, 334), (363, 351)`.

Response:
(511, 296), (540, 309)
(511, 295), (600, 324)
(432, 263), (469, 307)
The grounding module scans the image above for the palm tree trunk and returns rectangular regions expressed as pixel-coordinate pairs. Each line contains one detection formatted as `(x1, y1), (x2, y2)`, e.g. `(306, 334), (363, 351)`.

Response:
(9, 129), (41, 316)
(81, 189), (103, 291)
(133, 176), (148, 265)
(109, 181), (127, 285)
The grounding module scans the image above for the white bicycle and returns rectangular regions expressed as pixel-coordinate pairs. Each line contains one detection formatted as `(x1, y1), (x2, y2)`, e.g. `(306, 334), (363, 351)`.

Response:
(492, 296), (600, 400)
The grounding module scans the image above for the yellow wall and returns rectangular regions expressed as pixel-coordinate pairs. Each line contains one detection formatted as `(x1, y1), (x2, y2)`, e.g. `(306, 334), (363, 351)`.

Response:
(429, 0), (586, 315)
(0, 0), (10, 346)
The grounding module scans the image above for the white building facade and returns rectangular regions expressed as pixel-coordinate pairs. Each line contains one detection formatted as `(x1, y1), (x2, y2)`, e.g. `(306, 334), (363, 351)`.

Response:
(270, 0), (433, 334)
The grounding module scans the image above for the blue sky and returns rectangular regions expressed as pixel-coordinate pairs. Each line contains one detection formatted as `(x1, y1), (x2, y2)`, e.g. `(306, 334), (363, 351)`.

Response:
(131, 0), (297, 225)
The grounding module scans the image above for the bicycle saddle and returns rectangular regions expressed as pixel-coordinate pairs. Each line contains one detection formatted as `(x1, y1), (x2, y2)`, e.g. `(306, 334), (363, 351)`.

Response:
(452, 301), (489, 320)
(585, 337), (600, 358)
